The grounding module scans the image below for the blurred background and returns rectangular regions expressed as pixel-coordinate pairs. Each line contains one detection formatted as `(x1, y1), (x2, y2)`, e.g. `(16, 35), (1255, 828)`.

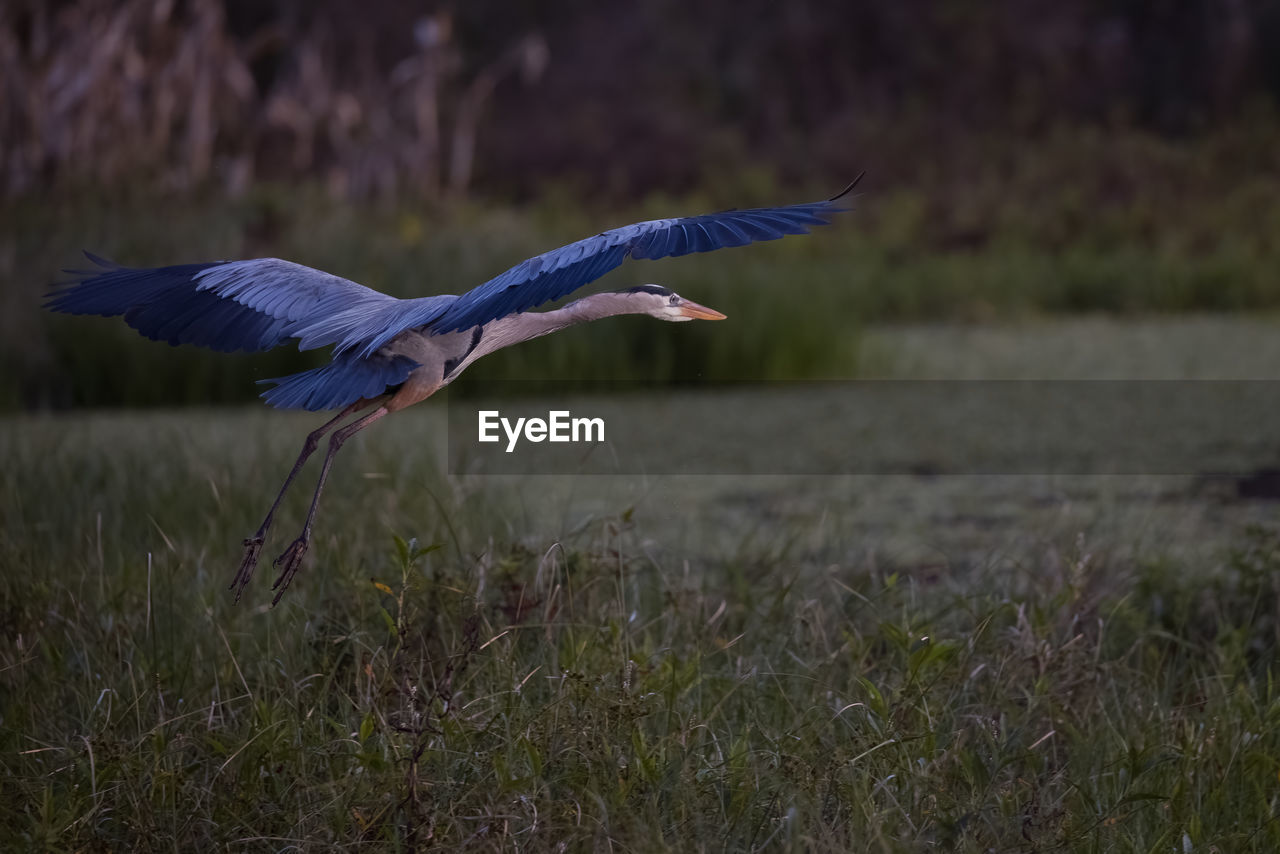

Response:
(4, 0), (1280, 409)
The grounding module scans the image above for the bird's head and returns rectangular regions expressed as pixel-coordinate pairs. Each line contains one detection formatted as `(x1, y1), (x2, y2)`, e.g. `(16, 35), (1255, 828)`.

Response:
(619, 285), (727, 322)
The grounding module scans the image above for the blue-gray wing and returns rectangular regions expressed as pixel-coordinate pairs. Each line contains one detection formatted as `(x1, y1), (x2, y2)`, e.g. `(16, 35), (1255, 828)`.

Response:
(257, 350), (421, 411)
(427, 193), (850, 334)
(46, 254), (454, 354)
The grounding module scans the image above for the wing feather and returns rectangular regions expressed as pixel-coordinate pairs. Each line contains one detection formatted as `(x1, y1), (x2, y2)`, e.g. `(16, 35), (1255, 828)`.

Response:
(431, 193), (850, 332)
(258, 351), (420, 411)
(46, 255), (455, 356)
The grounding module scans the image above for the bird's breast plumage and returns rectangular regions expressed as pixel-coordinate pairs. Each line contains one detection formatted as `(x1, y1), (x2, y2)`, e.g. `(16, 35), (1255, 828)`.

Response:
(381, 325), (482, 386)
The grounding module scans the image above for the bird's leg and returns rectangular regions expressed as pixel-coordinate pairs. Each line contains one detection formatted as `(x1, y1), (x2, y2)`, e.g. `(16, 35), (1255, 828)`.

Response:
(270, 404), (391, 605)
(230, 399), (377, 602)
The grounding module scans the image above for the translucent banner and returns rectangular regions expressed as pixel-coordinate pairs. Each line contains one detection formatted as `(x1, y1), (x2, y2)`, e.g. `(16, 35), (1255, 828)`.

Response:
(445, 381), (1280, 476)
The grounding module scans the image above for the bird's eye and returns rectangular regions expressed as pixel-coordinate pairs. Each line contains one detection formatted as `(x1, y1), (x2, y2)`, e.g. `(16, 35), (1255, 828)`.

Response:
(669, 295), (679, 305)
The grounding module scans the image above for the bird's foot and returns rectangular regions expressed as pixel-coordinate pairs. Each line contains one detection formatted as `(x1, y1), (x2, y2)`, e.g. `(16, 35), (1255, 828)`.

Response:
(230, 536), (264, 603)
(270, 536), (310, 606)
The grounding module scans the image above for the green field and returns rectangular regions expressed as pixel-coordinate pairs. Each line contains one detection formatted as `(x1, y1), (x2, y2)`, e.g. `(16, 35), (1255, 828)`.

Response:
(4, 320), (1280, 851)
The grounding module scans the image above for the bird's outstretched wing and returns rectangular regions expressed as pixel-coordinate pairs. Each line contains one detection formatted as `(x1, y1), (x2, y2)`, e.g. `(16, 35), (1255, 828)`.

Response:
(425, 182), (859, 335)
(48, 181), (858, 361)
(45, 254), (455, 355)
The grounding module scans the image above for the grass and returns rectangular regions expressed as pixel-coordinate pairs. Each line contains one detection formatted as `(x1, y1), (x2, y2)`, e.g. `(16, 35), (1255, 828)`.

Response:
(3, 392), (1280, 850)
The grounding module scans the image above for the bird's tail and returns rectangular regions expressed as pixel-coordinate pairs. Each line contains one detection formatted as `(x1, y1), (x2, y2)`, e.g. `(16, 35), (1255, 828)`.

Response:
(258, 353), (419, 411)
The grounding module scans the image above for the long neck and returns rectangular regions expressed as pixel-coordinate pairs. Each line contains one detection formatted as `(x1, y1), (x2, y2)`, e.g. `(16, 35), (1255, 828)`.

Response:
(472, 292), (643, 357)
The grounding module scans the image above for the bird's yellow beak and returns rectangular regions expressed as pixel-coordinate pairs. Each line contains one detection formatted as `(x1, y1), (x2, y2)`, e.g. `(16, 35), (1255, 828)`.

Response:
(678, 299), (727, 321)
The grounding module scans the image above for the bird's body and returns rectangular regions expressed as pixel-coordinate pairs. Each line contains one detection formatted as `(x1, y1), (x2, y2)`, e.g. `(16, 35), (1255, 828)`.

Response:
(48, 180), (859, 603)
(261, 286), (707, 413)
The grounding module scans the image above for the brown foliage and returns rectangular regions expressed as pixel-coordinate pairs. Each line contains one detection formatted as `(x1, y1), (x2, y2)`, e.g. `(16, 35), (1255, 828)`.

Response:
(1, 0), (545, 200)
(2, 0), (1277, 201)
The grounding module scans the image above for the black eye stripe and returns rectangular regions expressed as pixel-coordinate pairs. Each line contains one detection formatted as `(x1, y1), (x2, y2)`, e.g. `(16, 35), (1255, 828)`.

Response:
(626, 285), (672, 296)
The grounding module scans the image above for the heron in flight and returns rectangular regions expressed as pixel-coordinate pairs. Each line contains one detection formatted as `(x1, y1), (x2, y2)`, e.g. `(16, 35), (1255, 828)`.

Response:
(48, 179), (859, 604)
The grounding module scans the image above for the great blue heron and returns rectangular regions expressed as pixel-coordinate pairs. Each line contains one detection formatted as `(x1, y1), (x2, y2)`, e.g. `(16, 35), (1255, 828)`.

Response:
(48, 179), (859, 604)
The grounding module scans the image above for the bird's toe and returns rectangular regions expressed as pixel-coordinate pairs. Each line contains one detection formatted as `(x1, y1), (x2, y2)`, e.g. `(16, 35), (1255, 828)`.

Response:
(270, 538), (310, 605)
(229, 537), (265, 602)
